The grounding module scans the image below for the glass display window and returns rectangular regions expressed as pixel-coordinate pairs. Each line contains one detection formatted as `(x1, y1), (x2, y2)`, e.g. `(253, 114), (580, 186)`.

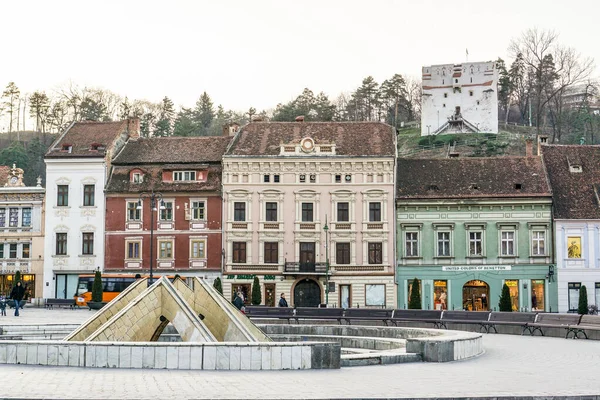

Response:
(532, 279), (545, 311)
(433, 280), (448, 310)
(505, 279), (519, 311)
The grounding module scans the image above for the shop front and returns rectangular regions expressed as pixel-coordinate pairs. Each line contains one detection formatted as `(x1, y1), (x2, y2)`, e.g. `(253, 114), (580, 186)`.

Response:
(397, 264), (558, 312)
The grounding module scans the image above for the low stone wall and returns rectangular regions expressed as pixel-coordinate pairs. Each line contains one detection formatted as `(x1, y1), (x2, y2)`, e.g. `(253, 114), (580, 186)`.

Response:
(0, 340), (340, 370)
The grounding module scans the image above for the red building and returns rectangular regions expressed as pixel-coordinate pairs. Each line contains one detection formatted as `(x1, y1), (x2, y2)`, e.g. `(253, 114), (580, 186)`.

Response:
(104, 136), (232, 280)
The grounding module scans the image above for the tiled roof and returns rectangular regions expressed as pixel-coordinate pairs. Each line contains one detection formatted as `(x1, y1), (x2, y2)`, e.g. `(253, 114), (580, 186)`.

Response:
(396, 157), (551, 199)
(541, 145), (600, 219)
(46, 121), (127, 158)
(113, 137), (232, 164)
(0, 166), (10, 186)
(226, 122), (395, 157)
(105, 165), (222, 193)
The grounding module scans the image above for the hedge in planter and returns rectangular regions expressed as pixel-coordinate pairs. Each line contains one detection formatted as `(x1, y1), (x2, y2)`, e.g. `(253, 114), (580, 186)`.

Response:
(578, 285), (589, 315)
(251, 276), (261, 305)
(499, 283), (512, 312)
(91, 270), (104, 303)
(408, 278), (422, 310)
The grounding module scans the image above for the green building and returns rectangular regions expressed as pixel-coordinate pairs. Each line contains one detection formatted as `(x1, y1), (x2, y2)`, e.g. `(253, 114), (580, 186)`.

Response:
(396, 155), (558, 312)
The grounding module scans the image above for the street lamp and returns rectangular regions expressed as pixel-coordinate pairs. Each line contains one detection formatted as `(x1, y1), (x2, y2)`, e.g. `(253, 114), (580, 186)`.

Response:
(137, 191), (165, 286)
(323, 215), (330, 306)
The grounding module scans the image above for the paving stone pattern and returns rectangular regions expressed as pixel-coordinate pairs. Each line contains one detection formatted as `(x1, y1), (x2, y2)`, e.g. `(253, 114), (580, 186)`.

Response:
(1, 309), (600, 399)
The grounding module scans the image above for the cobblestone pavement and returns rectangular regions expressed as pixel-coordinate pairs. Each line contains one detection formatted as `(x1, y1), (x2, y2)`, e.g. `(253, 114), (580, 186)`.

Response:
(0, 309), (600, 399)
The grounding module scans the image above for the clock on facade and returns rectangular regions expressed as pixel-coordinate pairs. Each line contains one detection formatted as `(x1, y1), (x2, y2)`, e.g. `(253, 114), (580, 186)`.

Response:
(9, 176), (18, 185)
(300, 137), (315, 153)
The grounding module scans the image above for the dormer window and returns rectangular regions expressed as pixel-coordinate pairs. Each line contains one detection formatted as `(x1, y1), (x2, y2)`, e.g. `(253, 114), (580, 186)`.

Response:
(567, 156), (583, 173)
(428, 184), (439, 191)
(470, 184), (479, 190)
(90, 142), (104, 152)
(174, 171), (196, 181)
(515, 183), (522, 190)
(132, 173), (144, 183)
(61, 144), (72, 153)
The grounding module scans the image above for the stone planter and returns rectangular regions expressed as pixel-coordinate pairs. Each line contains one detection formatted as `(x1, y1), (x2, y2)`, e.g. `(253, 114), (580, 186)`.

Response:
(87, 301), (108, 310)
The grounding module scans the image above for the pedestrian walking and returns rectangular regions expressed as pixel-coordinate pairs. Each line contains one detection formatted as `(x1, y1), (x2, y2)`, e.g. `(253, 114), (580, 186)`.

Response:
(278, 293), (288, 307)
(10, 281), (25, 317)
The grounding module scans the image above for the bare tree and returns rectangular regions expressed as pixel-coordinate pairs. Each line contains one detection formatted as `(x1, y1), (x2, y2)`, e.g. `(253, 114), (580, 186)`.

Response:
(509, 28), (594, 141)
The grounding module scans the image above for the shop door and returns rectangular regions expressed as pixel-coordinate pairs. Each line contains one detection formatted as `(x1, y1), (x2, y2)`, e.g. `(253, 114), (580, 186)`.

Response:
(294, 279), (321, 307)
(340, 285), (351, 309)
(232, 284), (251, 305)
(462, 280), (489, 311)
(264, 283), (275, 307)
(299, 243), (315, 272)
(531, 279), (545, 311)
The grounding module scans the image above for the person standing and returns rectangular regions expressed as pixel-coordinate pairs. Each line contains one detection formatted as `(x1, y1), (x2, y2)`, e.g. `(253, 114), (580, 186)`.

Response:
(10, 281), (25, 317)
(233, 292), (244, 311)
(278, 293), (288, 307)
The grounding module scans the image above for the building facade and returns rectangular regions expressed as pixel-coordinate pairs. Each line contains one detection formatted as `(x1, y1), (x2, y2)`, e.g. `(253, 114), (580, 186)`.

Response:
(222, 122), (397, 308)
(421, 61), (498, 135)
(542, 144), (600, 312)
(43, 119), (139, 299)
(396, 154), (557, 312)
(104, 136), (231, 281)
(0, 164), (45, 301)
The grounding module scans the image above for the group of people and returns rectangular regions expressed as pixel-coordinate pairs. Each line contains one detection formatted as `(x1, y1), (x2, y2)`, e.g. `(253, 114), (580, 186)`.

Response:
(232, 290), (289, 311)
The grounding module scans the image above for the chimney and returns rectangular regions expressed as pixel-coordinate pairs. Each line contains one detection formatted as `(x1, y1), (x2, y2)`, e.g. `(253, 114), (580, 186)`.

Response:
(525, 139), (533, 157)
(126, 117), (140, 139)
(295, 115), (305, 122)
(222, 122), (240, 137)
(537, 135), (548, 156)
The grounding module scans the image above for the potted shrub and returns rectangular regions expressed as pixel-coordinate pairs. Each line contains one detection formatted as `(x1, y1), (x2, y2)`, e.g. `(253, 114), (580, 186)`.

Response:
(578, 285), (588, 315)
(213, 277), (223, 294)
(251, 276), (262, 305)
(87, 270), (106, 310)
(408, 278), (422, 310)
(499, 284), (512, 312)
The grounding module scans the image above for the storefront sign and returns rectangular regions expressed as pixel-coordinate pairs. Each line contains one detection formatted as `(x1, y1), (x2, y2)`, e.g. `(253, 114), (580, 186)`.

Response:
(441, 265), (512, 272)
(226, 274), (277, 280)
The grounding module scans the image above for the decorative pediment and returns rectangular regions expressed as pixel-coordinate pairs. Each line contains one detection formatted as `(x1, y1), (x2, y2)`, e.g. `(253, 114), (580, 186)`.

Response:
(56, 177), (71, 185)
(54, 224), (70, 232)
(81, 176), (97, 184)
(80, 224), (96, 232)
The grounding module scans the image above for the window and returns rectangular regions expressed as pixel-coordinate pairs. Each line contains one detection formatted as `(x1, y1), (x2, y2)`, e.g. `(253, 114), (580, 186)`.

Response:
(22, 243), (30, 259)
(9, 244), (17, 259)
(9, 208), (18, 227)
(56, 233), (67, 255)
(455, 79), (458, 83)
(345, 174), (352, 182)
(568, 282), (581, 312)
(567, 236), (582, 258)
(0, 208), (5, 227)
(127, 241), (141, 259)
(159, 240), (173, 259)
(21, 208), (31, 227)
(174, 171), (196, 181)
(265, 202), (277, 221)
(437, 231), (451, 257)
(132, 173), (143, 183)
(299, 174), (306, 183)
(501, 231), (515, 256)
(234, 202), (246, 221)
(365, 284), (385, 307)
(368, 242), (383, 264)
(369, 202), (381, 222)
(57, 185), (69, 206)
(127, 202), (141, 221)
(444, 93), (448, 98)
(469, 90), (474, 96)
(233, 242), (246, 263)
(337, 202), (349, 222)
(301, 203), (313, 222)
(0, 244), (3, 258)
(191, 240), (206, 259)
(82, 233), (94, 255)
(532, 231), (546, 256)
(596, 283), (600, 309)
(83, 185), (95, 206)
(405, 232), (419, 257)
(443, 103), (446, 107)
(309, 174), (316, 183)
(263, 175), (270, 183)
(264, 242), (278, 263)
(336, 243), (350, 264)
(160, 201), (173, 221)
(469, 231), (483, 256)
(273, 175), (280, 183)
(335, 174), (341, 183)
(192, 201), (205, 220)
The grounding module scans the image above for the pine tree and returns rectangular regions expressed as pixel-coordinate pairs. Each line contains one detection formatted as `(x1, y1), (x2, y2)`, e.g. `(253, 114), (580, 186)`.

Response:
(213, 277), (223, 294)
(14, 270), (21, 284)
(2, 82), (20, 133)
(578, 285), (588, 315)
(91, 270), (103, 303)
(408, 278), (421, 309)
(251, 276), (261, 305)
(499, 284), (513, 312)
(194, 92), (215, 135)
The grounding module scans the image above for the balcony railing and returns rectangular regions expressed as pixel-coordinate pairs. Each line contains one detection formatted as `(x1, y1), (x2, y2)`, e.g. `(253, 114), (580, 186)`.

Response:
(284, 261), (328, 274)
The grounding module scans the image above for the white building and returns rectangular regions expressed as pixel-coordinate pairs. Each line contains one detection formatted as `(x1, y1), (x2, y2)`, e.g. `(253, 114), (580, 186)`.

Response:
(43, 119), (139, 299)
(542, 144), (600, 312)
(421, 61), (498, 136)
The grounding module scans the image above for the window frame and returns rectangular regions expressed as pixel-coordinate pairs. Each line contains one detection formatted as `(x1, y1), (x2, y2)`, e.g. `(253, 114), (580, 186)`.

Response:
(264, 242), (278, 264)
(233, 202), (246, 222)
(21, 208), (32, 227)
(368, 242), (383, 264)
(127, 201), (141, 221)
(83, 184), (95, 207)
(173, 171), (196, 181)
(158, 239), (174, 259)
(22, 243), (30, 259)
(337, 202), (349, 222)
(265, 202), (278, 222)
(568, 282), (581, 312)
(160, 201), (174, 221)
(500, 230), (516, 256)
(232, 242), (247, 263)
(531, 230), (546, 256)
(9, 243), (17, 259)
(336, 242), (351, 264)
(436, 231), (451, 257)
(191, 201), (206, 221)
(57, 185), (69, 207)
(405, 232), (419, 257)
(368, 202), (381, 222)
(56, 233), (67, 255)
(190, 239), (206, 259)
(82, 232), (94, 255)
(126, 240), (141, 260)
(301, 202), (314, 222)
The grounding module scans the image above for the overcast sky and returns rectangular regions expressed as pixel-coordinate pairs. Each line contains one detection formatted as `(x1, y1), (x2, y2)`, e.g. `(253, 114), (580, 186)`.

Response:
(1, 0), (599, 118)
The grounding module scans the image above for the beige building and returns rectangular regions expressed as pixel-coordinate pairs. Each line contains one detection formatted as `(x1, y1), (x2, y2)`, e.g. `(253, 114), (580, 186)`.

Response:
(222, 122), (397, 308)
(0, 164), (45, 302)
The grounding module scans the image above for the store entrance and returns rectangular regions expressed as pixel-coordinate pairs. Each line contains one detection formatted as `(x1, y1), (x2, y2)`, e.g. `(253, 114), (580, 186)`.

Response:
(462, 280), (489, 311)
(294, 279), (321, 307)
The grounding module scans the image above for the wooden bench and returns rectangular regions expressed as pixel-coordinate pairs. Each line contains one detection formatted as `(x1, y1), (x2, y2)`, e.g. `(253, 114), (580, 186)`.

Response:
(245, 306), (294, 323)
(45, 299), (75, 309)
(439, 311), (491, 331)
(294, 307), (344, 324)
(482, 312), (537, 334)
(565, 315), (600, 339)
(343, 308), (394, 325)
(390, 309), (444, 328)
(525, 313), (582, 336)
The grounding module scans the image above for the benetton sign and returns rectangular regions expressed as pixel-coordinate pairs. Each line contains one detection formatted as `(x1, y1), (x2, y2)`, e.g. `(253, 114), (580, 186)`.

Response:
(441, 265), (512, 271)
